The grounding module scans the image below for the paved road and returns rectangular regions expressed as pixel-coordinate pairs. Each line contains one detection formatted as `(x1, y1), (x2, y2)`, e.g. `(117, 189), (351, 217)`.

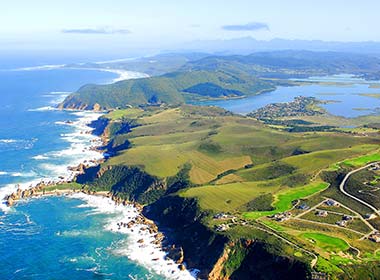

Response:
(339, 162), (380, 217)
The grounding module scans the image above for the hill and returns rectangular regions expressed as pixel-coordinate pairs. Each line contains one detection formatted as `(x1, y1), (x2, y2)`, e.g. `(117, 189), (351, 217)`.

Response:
(71, 104), (380, 279)
(65, 52), (210, 76)
(184, 50), (380, 78)
(59, 50), (380, 110)
(59, 69), (278, 110)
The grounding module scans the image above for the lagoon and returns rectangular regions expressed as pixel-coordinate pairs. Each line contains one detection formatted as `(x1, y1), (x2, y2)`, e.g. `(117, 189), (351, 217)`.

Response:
(198, 75), (380, 118)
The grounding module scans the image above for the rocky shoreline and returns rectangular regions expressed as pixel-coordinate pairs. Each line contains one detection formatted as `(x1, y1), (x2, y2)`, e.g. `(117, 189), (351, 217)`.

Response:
(2, 111), (194, 278)
(5, 185), (191, 276)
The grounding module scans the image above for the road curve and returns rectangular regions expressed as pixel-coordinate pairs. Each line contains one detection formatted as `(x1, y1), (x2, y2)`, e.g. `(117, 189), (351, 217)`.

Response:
(339, 162), (380, 216)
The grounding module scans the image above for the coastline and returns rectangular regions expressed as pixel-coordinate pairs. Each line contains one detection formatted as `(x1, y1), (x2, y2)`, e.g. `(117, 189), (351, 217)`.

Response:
(1, 63), (148, 202)
(1, 68), (196, 279)
(11, 63), (149, 83)
(0, 110), (104, 212)
(5, 186), (197, 279)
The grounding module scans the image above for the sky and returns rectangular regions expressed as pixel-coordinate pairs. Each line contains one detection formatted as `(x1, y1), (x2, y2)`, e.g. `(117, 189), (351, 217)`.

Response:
(1, 0), (379, 54)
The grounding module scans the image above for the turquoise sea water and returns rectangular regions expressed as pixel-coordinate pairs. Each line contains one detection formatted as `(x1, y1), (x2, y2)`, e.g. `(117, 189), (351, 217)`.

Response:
(0, 196), (161, 280)
(0, 67), (117, 188)
(0, 64), (183, 279)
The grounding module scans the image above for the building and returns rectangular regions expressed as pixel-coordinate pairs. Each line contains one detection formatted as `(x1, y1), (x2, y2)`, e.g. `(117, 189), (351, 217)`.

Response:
(324, 199), (339, 207)
(215, 224), (229, 232)
(316, 210), (328, 217)
(369, 163), (380, 171)
(297, 203), (310, 210)
(342, 215), (353, 221)
(213, 213), (233, 220)
(336, 220), (347, 227)
(272, 212), (292, 222)
(364, 213), (376, 220)
(368, 233), (380, 243)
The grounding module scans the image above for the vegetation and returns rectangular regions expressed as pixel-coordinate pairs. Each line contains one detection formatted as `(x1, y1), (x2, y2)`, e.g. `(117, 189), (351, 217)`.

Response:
(243, 182), (329, 219)
(74, 105), (380, 279)
(243, 194), (275, 211)
(62, 54), (380, 278)
(342, 153), (380, 167)
(60, 50), (380, 110)
(60, 70), (278, 110)
(301, 233), (349, 252)
(43, 182), (82, 191)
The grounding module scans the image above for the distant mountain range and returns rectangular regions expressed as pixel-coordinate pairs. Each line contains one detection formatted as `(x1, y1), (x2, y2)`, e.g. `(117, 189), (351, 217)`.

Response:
(177, 37), (380, 56)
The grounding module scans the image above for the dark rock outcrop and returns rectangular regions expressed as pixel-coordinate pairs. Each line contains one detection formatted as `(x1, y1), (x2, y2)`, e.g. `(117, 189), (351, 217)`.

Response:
(229, 242), (310, 280)
(144, 195), (311, 279)
(144, 196), (228, 278)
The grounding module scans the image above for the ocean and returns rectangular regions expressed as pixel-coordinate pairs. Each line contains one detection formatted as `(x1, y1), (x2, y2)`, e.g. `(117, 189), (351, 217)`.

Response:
(0, 58), (195, 280)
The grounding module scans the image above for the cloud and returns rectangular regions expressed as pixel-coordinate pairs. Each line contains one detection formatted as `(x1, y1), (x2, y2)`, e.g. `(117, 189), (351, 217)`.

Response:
(62, 27), (131, 35)
(222, 22), (269, 32)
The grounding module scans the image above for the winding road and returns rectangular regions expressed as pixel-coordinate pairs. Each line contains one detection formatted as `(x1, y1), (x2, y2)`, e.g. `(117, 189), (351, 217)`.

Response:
(339, 162), (380, 217)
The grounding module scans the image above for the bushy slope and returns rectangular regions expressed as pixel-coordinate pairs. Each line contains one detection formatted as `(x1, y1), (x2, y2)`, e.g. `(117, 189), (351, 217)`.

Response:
(59, 69), (276, 110)
(73, 105), (380, 279)
(185, 50), (380, 76)
(59, 50), (380, 110)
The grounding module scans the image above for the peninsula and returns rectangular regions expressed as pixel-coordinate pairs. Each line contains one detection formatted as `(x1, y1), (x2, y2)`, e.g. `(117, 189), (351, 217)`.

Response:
(15, 50), (380, 279)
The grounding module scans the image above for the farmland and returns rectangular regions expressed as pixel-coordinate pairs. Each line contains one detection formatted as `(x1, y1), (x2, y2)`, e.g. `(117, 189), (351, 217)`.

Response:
(77, 104), (380, 279)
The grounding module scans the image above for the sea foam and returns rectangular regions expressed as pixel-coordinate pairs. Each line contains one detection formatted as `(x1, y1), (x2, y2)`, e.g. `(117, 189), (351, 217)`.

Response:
(28, 106), (58, 112)
(1, 110), (103, 209)
(31, 155), (49, 160)
(70, 193), (197, 280)
(0, 139), (17, 143)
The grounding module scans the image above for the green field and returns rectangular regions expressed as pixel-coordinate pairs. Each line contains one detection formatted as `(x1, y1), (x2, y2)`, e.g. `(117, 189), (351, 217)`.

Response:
(282, 145), (378, 173)
(43, 182), (82, 191)
(243, 182), (329, 219)
(181, 181), (280, 212)
(87, 105), (380, 278)
(301, 233), (349, 252)
(342, 153), (380, 167)
(106, 108), (144, 120)
(315, 257), (344, 275)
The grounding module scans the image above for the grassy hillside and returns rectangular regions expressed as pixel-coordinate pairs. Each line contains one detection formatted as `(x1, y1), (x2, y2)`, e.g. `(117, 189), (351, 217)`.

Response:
(59, 50), (380, 110)
(184, 50), (380, 78)
(59, 69), (277, 110)
(73, 105), (380, 279)
(69, 104), (380, 278)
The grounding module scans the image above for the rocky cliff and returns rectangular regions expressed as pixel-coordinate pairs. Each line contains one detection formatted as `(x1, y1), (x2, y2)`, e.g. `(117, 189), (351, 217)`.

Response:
(144, 195), (310, 279)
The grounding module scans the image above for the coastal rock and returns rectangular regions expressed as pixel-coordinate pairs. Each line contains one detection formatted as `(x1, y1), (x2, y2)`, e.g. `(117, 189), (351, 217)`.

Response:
(22, 189), (30, 198)
(167, 245), (184, 264)
(16, 188), (22, 198)
(6, 196), (14, 207)
(68, 163), (86, 174)
(93, 103), (102, 111)
(155, 232), (165, 241)
(152, 239), (161, 246)
(178, 264), (186, 271)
